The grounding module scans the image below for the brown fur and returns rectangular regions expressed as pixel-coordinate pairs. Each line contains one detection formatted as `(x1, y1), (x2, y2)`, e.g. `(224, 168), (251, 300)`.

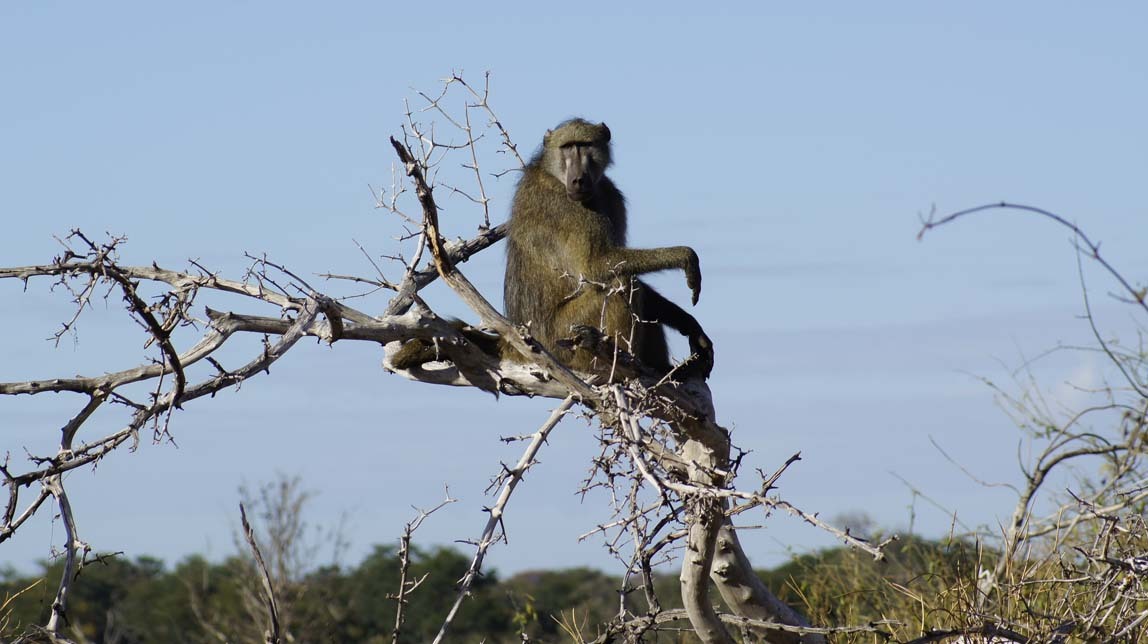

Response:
(504, 119), (711, 377)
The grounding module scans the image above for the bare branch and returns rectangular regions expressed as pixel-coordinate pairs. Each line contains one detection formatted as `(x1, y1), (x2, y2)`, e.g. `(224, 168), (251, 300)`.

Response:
(391, 493), (456, 644)
(918, 201), (1148, 318)
(240, 503), (281, 644)
(432, 396), (574, 644)
(43, 475), (86, 638)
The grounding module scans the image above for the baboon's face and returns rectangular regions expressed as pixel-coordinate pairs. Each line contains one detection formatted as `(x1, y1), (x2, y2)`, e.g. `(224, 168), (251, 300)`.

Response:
(542, 120), (611, 204)
(557, 142), (607, 203)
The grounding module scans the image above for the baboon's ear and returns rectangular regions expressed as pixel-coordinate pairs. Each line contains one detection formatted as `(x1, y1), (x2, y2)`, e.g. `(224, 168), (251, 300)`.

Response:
(600, 123), (611, 142)
(544, 128), (554, 145)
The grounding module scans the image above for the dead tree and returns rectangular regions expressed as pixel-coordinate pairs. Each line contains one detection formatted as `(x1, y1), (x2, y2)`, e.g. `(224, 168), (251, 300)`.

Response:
(0, 73), (889, 643)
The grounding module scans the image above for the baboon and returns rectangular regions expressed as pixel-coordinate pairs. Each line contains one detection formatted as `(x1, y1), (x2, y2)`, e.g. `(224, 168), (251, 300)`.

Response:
(391, 118), (712, 379)
(503, 118), (713, 378)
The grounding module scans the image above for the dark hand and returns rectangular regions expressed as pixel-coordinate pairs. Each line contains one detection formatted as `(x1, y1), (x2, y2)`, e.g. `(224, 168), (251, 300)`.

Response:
(684, 330), (714, 379)
(568, 324), (606, 350)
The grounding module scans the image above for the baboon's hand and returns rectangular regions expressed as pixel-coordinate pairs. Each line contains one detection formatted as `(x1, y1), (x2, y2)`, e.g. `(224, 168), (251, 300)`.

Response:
(684, 330), (714, 379)
(684, 249), (702, 305)
(567, 324), (606, 350)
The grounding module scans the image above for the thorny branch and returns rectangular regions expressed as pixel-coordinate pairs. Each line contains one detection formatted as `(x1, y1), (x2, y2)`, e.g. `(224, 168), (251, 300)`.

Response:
(391, 493), (456, 644)
(432, 396), (575, 644)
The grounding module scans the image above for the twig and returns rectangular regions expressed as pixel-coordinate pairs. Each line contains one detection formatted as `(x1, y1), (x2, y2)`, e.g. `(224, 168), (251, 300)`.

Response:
(918, 202), (1148, 318)
(431, 396), (574, 644)
(240, 503), (281, 644)
(391, 493), (456, 644)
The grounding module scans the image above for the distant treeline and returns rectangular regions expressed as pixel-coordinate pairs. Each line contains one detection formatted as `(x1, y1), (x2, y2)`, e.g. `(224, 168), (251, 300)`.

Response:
(1, 535), (974, 643)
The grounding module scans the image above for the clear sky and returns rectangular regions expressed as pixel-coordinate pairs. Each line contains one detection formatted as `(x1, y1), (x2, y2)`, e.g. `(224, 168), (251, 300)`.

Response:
(2, 3), (1147, 577)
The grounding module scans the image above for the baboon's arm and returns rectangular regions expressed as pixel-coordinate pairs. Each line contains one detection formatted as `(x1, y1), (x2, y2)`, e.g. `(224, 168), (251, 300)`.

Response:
(642, 284), (714, 377)
(600, 246), (702, 304)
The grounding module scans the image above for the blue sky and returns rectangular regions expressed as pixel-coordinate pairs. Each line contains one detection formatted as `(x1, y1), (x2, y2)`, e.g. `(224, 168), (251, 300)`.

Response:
(2, 3), (1147, 576)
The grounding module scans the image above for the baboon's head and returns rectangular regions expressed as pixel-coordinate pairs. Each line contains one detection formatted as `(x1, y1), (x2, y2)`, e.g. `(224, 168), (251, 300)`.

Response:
(542, 119), (612, 203)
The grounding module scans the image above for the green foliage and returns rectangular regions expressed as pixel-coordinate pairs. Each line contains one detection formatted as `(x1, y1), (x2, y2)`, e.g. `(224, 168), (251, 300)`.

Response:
(1, 555), (201, 643)
(761, 534), (985, 640)
(3, 538), (970, 642)
(7, 531), (1140, 643)
(0, 546), (517, 644)
(503, 568), (620, 641)
(335, 545), (514, 642)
